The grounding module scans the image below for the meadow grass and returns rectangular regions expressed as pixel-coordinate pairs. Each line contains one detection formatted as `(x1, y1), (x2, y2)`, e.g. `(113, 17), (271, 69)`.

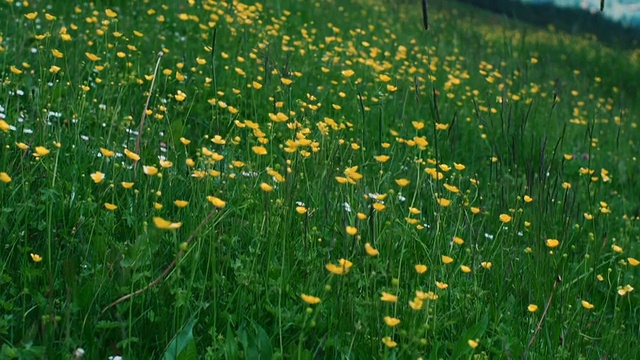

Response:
(1, 0), (640, 358)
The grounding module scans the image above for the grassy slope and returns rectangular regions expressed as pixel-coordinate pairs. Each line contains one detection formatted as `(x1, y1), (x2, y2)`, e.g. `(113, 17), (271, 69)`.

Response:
(0, 0), (639, 358)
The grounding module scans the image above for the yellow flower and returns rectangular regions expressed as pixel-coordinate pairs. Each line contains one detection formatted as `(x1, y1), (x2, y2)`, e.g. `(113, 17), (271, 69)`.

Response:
(372, 202), (386, 212)
(267, 168), (285, 182)
(30, 253), (43, 262)
(380, 292), (398, 302)
(159, 160), (173, 168)
(481, 261), (492, 269)
(527, 304), (538, 312)
(365, 243), (379, 256)
(436, 281), (449, 289)
(211, 135), (226, 145)
(121, 182), (134, 189)
(381, 336), (397, 348)
(252, 146), (268, 155)
(85, 52), (102, 62)
(325, 262), (349, 275)
(444, 184), (460, 193)
(104, 203), (117, 211)
(295, 206), (307, 215)
(383, 316), (400, 327)
(460, 265), (472, 273)
(545, 239), (560, 248)
(415, 264), (427, 274)
(105, 9), (118, 18)
(100, 148), (115, 157)
(395, 178), (410, 187)
(90, 171), (105, 183)
(207, 196), (226, 208)
(581, 300), (594, 310)
(628, 257), (640, 266)
(174, 200), (189, 208)
(259, 182), (274, 192)
(499, 214), (512, 223)
(33, 146), (50, 157)
(51, 49), (64, 58)
(344, 166), (363, 181)
(524, 195), (533, 203)
(437, 198), (451, 207)
(618, 285), (634, 296)
(269, 112), (289, 122)
(468, 339), (479, 349)
(345, 226), (358, 236)
(412, 121), (425, 130)
(143, 165), (159, 176)
(0, 172), (11, 183)
(471, 207), (481, 214)
(611, 244), (623, 253)
(441, 255), (454, 264)
(153, 216), (182, 230)
(174, 90), (187, 102)
(435, 122), (450, 130)
(379, 74), (391, 82)
(409, 298), (423, 310)
(16, 142), (29, 150)
(374, 155), (389, 163)
(10, 66), (22, 75)
(300, 294), (321, 305)
(386, 84), (397, 92)
(453, 236), (464, 245)
(124, 149), (140, 161)
(416, 290), (439, 301)
(341, 69), (355, 78)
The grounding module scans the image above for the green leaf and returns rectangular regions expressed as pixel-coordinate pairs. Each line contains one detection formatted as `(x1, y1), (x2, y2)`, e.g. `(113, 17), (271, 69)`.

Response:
(224, 324), (239, 359)
(163, 317), (197, 360)
(169, 119), (185, 149)
(96, 320), (121, 330)
(254, 323), (273, 360)
(451, 313), (489, 359)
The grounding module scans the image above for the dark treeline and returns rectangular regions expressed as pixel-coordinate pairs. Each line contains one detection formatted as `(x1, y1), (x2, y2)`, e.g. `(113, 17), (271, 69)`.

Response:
(454, 0), (639, 49)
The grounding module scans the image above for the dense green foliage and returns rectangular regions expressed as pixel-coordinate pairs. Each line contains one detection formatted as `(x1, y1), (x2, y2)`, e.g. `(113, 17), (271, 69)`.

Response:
(1, 0), (639, 358)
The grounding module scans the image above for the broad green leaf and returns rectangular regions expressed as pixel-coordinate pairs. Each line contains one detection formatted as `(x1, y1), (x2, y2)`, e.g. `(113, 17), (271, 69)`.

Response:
(163, 317), (197, 360)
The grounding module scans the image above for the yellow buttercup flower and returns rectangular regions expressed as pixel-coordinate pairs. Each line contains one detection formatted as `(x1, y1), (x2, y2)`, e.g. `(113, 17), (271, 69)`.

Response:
(383, 316), (400, 327)
(365, 243), (379, 256)
(380, 292), (398, 302)
(300, 294), (321, 304)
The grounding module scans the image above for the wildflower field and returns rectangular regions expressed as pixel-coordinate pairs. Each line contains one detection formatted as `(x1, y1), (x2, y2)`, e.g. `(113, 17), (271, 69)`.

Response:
(1, 0), (640, 358)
